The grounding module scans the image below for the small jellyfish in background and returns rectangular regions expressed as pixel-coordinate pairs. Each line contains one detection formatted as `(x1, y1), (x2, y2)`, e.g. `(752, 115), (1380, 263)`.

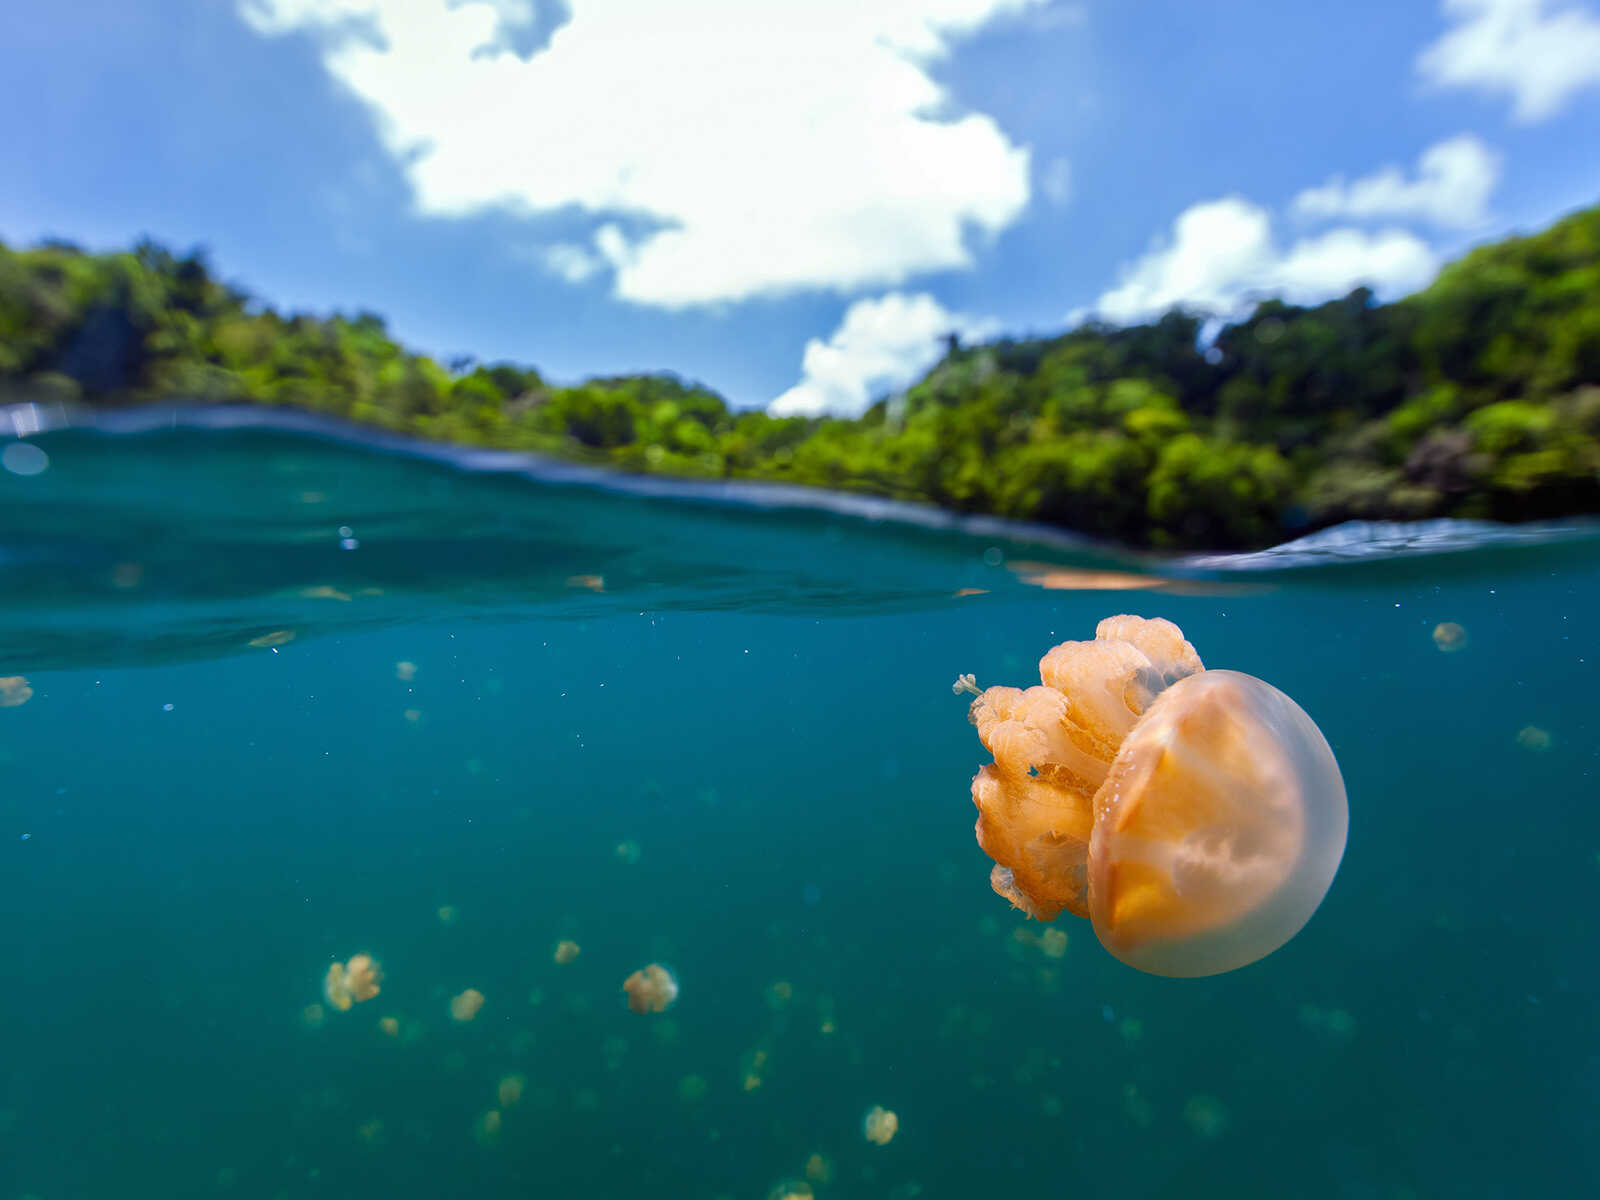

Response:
(552, 939), (581, 964)
(377, 1016), (401, 1038)
(1431, 622), (1469, 652)
(1516, 725), (1553, 752)
(614, 839), (642, 864)
(959, 615), (1348, 978)
(395, 661), (418, 681)
(323, 955), (382, 1011)
(0, 676), (33, 707)
(497, 1075), (526, 1108)
(451, 989), (486, 1022)
(622, 964), (678, 1014)
(863, 1105), (898, 1145)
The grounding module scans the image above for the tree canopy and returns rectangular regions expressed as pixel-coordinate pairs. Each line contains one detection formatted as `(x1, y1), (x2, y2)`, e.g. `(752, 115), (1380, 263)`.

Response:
(3, 203), (1598, 549)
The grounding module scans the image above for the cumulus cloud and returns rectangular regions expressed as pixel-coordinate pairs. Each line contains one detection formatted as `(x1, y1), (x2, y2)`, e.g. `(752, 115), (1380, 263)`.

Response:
(1291, 134), (1500, 230)
(1417, 0), (1600, 122)
(768, 293), (995, 417)
(1088, 198), (1439, 325)
(237, 0), (1043, 307)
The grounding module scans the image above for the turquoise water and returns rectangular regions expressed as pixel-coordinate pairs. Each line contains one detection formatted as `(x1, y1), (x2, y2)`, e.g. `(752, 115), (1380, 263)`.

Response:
(3, 409), (1597, 1199)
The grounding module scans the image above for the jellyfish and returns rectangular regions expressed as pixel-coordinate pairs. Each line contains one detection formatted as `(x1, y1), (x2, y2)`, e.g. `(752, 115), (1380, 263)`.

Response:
(863, 1105), (898, 1145)
(622, 964), (678, 1014)
(552, 939), (581, 964)
(450, 988), (486, 1022)
(323, 955), (382, 1011)
(1431, 622), (1468, 652)
(960, 615), (1347, 978)
(0, 676), (32, 708)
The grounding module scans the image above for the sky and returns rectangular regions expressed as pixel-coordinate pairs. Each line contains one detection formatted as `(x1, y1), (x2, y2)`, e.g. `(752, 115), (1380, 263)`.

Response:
(4, 0), (1599, 414)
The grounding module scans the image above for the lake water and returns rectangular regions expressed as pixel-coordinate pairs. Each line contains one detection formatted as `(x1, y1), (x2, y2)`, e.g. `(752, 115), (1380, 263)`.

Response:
(3, 407), (1597, 1199)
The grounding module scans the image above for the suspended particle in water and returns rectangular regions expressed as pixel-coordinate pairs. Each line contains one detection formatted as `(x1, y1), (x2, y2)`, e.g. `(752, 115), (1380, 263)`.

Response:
(324, 955), (382, 1011)
(863, 1105), (898, 1145)
(553, 939), (581, 964)
(1432, 622), (1469, 652)
(0, 677), (33, 708)
(451, 989), (486, 1022)
(622, 963), (678, 1014)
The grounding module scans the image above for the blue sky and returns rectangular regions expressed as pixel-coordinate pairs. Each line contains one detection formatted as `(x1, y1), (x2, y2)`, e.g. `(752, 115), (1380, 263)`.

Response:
(5, 0), (1599, 413)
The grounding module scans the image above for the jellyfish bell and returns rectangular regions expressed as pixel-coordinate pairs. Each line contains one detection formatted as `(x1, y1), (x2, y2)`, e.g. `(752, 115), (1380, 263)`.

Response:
(622, 963), (679, 1014)
(963, 615), (1347, 978)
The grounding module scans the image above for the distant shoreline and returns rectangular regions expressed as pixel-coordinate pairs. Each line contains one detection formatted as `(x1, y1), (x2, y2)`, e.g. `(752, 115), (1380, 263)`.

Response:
(3, 202), (1597, 550)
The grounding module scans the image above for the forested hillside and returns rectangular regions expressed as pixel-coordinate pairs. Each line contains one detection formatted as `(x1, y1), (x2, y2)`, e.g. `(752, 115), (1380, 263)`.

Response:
(3, 203), (1596, 549)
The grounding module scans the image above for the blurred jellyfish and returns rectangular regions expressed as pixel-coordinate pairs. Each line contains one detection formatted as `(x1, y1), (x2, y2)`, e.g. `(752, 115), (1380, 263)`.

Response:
(1516, 725), (1553, 752)
(451, 989), (486, 1022)
(472, 1110), (502, 1145)
(112, 562), (144, 589)
(615, 840), (642, 864)
(301, 1004), (326, 1030)
(962, 615), (1347, 977)
(356, 1118), (385, 1146)
(740, 1048), (769, 1092)
(323, 955), (382, 1011)
(300, 585), (353, 602)
(1432, 622), (1469, 652)
(497, 1075), (526, 1107)
(553, 939), (581, 964)
(805, 1154), (834, 1184)
(767, 980), (794, 1009)
(1182, 1095), (1229, 1139)
(437, 905), (458, 924)
(1039, 928), (1068, 959)
(863, 1105), (898, 1145)
(247, 631), (295, 648)
(403, 709), (422, 724)
(678, 1074), (709, 1103)
(767, 1182), (814, 1200)
(378, 1016), (400, 1038)
(0, 677), (33, 708)
(566, 574), (605, 592)
(396, 661), (418, 681)
(622, 964), (678, 1014)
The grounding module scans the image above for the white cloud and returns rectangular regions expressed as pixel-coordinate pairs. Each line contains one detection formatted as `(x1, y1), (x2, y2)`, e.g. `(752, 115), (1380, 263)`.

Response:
(768, 292), (995, 417)
(535, 242), (604, 284)
(1291, 134), (1500, 230)
(1088, 197), (1440, 325)
(1417, 0), (1600, 122)
(237, 0), (1044, 308)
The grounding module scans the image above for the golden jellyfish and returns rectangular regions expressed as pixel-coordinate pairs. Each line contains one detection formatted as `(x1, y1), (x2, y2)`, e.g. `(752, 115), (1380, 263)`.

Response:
(0, 676), (32, 708)
(552, 939), (581, 964)
(959, 615), (1347, 978)
(622, 963), (678, 1014)
(863, 1105), (898, 1145)
(323, 955), (383, 1011)
(451, 988), (486, 1022)
(1431, 622), (1469, 652)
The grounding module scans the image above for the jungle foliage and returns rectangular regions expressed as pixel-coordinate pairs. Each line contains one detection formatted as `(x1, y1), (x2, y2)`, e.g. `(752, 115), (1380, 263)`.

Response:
(2, 202), (1597, 549)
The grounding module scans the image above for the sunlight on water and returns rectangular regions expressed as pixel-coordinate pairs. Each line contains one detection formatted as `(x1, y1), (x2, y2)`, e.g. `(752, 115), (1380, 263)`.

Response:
(2, 413), (1597, 1199)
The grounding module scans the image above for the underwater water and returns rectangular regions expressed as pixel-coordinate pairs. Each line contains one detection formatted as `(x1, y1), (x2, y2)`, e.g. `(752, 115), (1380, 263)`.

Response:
(2, 408), (1597, 1200)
